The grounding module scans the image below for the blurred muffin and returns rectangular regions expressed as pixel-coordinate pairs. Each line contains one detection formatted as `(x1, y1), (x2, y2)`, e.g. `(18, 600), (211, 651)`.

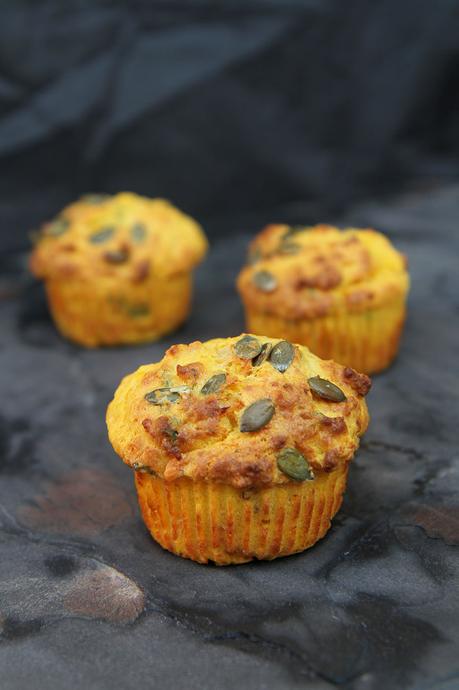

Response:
(106, 334), (370, 565)
(30, 193), (207, 347)
(237, 224), (409, 374)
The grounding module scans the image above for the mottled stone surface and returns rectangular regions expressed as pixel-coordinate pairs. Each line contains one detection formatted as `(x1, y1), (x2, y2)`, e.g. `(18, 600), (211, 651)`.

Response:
(1, 186), (458, 690)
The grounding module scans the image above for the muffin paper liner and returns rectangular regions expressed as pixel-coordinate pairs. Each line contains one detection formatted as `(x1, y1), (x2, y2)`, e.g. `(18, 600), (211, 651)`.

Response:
(135, 465), (348, 565)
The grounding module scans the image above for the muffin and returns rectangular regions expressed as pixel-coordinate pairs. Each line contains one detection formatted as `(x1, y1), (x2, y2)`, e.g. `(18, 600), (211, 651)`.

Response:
(30, 193), (207, 347)
(237, 224), (409, 374)
(106, 334), (370, 565)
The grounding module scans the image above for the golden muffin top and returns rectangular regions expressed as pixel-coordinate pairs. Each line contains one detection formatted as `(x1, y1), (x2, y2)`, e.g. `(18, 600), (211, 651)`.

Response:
(30, 192), (207, 282)
(237, 224), (409, 319)
(106, 334), (370, 490)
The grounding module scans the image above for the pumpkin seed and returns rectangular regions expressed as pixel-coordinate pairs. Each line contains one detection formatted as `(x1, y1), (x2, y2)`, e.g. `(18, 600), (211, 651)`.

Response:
(240, 398), (275, 432)
(269, 340), (295, 373)
(108, 296), (149, 317)
(89, 226), (115, 243)
(145, 388), (181, 405)
(126, 303), (150, 317)
(169, 385), (191, 394)
(201, 373), (226, 395)
(82, 194), (110, 204)
(163, 418), (180, 441)
(308, 376), (346, 402)
(247, 247), (262, 265)
(132, 462), (157, 476)
(277, 448), (314, 481)
(283, 225), (305, 240)
(131, 222), (147, 243)
(45, 218), (69, 237)
(104, 248), (129, 264)
(235, 335), (262, 359)
(279, 240), (301, 255)
(253, 270), (277, 292)
(252, 342), (272, 367)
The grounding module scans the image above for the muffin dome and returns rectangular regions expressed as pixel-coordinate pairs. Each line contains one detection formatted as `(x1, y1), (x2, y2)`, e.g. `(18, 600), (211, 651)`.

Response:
(237, 224), (408, 320)
(237, 224), (409, 374)
(29, 193), (207, 347)
(107, 334), (370, 489)
(30, 192), (207, 283)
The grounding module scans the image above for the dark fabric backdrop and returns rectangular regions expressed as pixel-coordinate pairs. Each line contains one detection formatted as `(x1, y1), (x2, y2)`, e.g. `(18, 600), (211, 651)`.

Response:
(1, 0), (459, 252)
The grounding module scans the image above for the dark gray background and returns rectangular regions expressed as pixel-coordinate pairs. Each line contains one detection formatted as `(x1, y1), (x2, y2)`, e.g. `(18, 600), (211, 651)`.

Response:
(1, 0), (459, 251)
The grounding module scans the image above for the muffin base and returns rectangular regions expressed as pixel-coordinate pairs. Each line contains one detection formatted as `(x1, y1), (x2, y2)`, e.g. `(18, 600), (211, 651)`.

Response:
(135, 466), (348, 565)
(245, 298), (406, 375)
(45, 273), (192, 347)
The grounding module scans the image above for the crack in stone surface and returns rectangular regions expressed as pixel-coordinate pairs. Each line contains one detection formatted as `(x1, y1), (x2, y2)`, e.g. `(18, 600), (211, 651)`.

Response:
(148, 602), (351, 686)
(360, 439), (427, 461)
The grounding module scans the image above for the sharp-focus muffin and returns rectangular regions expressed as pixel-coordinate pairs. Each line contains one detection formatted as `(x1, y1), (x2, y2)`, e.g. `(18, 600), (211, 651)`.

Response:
(237, 224), (409, 374)
(30, 193), (208, 347)
(106, 334), (370, 565)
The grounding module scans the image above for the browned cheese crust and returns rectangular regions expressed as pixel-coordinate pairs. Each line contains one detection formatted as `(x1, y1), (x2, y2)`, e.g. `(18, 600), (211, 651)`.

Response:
(106, 335), (371, 489)
(30, 192), (207, 283)
(236, 224), (409, 320)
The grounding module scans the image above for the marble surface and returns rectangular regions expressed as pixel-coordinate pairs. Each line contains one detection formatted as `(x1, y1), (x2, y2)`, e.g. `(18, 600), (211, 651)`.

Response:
(1, 186), (458, 690)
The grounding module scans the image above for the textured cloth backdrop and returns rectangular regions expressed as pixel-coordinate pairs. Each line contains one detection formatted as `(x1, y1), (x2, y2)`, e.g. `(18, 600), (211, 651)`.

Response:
(0, 1), (459, 252)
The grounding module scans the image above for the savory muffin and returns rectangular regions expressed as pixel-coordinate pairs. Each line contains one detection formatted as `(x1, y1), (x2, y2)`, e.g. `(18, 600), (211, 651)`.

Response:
(237, 224), (409, 374)
(30, 193), (208, 347)
(106, 334), (370, 565)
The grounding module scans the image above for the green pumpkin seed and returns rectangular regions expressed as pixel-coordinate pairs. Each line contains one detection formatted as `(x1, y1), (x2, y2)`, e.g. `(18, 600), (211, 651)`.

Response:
(89, 226), (115, 243)
(279, 241), (301, 255)
(235, 335), (262, 359)
(82, 194), (110, 204)
(165, 428), (179, 441)
(132, 462), (157, 476)
(145, 388), (181, 405)
(253, 270), (277, 292)
(283, 225), (305, 240)
(108, 296), (148, 317)
(308, 376), (346, 402)
(104, 248), (129, 264)
(252, 342), (272, 367)
(125, 303), (150, 317)
(131, 222), (147, 243)
(240, 398), (275, 432)
(201, 373), (226, 395)
(247, 247), (262, 265)
(277, 448), (314, 481)
(45, 218), (69, 237)
(269, 340), (295, 373)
